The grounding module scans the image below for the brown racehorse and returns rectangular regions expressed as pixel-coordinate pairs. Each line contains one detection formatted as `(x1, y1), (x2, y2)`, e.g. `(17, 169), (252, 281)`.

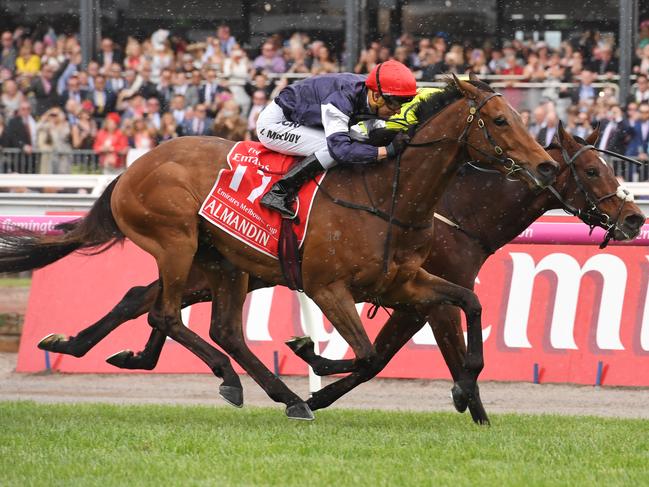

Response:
(35, 122), (645, 424)
(0, 76), (558, 423)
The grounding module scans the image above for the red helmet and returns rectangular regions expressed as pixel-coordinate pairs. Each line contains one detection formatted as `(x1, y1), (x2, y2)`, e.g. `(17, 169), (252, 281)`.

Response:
(365, 60), (417, 97)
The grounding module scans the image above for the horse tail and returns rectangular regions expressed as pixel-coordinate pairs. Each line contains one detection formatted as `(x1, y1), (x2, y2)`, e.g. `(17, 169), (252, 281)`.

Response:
(0, 177), (125, 273)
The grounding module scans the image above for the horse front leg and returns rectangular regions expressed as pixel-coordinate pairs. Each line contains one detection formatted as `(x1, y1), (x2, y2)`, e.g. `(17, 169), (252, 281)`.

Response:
(428, 304), (488, 421)
(307, 309), (426, 411)
(202, 262), (313, 420)
(390, 269), (488, 425)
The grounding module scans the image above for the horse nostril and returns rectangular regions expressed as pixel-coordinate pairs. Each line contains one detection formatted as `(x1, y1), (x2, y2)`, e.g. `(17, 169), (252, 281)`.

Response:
(537, 160), (559, 184)
(624, 213), (646, 230)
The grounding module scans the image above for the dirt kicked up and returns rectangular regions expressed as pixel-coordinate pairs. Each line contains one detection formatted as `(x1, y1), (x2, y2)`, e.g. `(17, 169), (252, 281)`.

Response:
(1, 353), (648, 419)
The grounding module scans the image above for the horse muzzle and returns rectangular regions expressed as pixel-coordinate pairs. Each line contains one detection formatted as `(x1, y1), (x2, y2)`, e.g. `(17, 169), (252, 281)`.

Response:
(614, 212), (646, 241)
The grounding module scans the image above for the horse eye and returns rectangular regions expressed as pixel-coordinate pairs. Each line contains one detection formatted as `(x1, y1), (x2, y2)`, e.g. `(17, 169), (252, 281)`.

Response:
(494, 116), (508, 126)
(586, 167), (599, 177)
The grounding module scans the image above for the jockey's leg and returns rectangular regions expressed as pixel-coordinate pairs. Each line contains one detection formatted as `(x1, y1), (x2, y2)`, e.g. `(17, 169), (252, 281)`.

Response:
(256, 101), (335, 218)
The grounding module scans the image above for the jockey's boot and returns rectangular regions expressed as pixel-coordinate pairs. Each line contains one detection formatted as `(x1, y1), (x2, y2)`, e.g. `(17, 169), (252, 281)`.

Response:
(260, 154), (324, 218)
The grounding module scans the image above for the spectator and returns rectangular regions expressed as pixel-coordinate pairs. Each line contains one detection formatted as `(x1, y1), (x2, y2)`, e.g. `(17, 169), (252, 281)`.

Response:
(310, 46), (339, 74)
(212, 99), (247, 140)
(157, 111), (178, 143)
(630, 74), (649, 104)
(136, 63), (159, 100)
(199, 68), (222, 113)
(182, 103), (212, 136)
(185, 70), (202, 108)
(537, 111), (559, 147)
(246, 71), (274, 99)
(3, 101), (37, 172)
(570, 111), (593, 139)
(247, 89), (268, 140)
(15, 42), (40, 75)
(354, 48), (378, 75)
(1, 78), (24, 118)
(597, 104), (633, 155)
(60, 73), (88, 108)
(528, 105), (547, 139)
(253, 42), (286, 74)
(129, 117), (156, 149)
(169, 94), (187, 126)
(215, 25), (236, 56)
(0, 113), (5, 145)
(106, 63), (125, 93)
(626, 102), (649, 162)
(87, 74), (116, 121)
(223, 48), (251, 112)
(36, 107), (71, 174)
(123, 38), (144, 71)
(145, 97), (162, 130)
(155, 67), (174, 111)
(97, 38), (123, 72)
(93, 112), (128, 174)
(589, 44), (618, 76)
(0, 31), (17, 71)
(31, 57), (68, 116)
(560, 69), (599, 105)
(71, 102), (98, 150)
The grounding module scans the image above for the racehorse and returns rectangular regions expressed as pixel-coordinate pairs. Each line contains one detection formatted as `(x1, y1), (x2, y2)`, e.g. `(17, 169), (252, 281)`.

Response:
(35, 121), (645, 424)
(0, 76), (559, 422)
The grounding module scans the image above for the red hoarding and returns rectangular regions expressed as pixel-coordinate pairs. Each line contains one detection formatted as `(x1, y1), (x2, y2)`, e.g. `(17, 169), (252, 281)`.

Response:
(16, 239), (649, 386)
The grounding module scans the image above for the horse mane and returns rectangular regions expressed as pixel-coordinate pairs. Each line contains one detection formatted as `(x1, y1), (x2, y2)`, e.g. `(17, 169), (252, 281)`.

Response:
(413, 78), (495, 127)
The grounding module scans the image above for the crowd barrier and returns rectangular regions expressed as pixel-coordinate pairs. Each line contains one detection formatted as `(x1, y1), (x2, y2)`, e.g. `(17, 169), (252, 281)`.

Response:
(13, 214), (649, 386)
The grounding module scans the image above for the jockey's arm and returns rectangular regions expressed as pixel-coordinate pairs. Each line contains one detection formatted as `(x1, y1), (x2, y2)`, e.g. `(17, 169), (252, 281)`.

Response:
(321, 97), (385, 163)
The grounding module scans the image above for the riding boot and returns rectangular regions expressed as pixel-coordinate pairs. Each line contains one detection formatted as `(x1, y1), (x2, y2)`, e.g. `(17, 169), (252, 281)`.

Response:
(260, 154), (324, 218)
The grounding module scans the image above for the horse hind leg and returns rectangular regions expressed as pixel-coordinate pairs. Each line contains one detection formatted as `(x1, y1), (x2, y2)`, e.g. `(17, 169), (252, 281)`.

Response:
(285, 336), (356, 375)
(38, 282), (159, 359)
(106, 269), (213, 370)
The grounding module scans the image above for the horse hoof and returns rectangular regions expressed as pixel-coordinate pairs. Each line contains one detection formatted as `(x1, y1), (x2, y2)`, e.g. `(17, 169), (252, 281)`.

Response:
(106, 350), (134, 368)
(467, 385), (490, 426)
(286, 402), (315, 421)
(451, 383), (469, 413)
(285, 336), (313, 354)
(37, 333), (67, 351)
(219, 385), (244, 408)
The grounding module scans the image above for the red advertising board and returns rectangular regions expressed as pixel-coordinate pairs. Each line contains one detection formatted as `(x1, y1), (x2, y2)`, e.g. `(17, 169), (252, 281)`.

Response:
(16, 237), (649, 386)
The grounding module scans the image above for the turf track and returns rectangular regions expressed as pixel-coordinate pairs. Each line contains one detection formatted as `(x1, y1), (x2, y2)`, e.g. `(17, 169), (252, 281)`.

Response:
(1, 401), (648, 486)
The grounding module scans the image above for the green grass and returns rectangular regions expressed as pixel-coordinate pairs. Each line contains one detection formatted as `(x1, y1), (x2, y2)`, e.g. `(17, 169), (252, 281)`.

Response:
(0, 277), (31, 288)
(1, 402), (647, 487)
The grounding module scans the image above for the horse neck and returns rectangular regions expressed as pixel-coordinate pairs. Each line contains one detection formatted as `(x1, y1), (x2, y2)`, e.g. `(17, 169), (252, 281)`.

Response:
(436, 165), (566, 253)
(376, 101), (468, 226)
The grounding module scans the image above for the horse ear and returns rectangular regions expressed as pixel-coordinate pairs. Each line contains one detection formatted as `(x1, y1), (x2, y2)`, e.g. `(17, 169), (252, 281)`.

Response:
(468, 71), (479, 82)
(556, 119), (567, 145)
(586, 121), (601, 145)
(452, 73), (479, 99)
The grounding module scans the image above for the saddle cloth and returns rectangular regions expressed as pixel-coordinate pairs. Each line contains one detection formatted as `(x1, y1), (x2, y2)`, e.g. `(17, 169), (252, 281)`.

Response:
(199, 141), (326, 259)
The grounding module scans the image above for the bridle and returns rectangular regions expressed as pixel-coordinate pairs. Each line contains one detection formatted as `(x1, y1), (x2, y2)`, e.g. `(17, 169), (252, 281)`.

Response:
(546, 142), (635, 248)
(458, 139), (636, 249)
(407, 90), (549, 189)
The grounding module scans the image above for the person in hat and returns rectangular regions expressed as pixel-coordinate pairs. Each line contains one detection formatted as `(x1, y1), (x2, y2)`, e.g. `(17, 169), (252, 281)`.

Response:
(257, 59), (416, 218)
(93, 112), (128, 174)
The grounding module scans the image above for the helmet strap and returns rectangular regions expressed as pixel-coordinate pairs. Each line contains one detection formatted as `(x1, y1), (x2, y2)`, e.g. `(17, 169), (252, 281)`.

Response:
(375, 62), (384, 99)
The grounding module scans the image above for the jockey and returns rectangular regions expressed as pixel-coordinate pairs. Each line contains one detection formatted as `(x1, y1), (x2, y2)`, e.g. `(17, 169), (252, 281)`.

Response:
(257, 59), (417, 218)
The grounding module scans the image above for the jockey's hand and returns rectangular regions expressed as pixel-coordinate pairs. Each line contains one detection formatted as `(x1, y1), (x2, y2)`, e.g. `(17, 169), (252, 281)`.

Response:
(385, 131), (410, 159)
(368, 128), (399, 147)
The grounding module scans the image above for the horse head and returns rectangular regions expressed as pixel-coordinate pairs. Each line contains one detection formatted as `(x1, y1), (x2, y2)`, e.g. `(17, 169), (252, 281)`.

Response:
(549, 122), (645, 243)
(450, 72), (559, 188)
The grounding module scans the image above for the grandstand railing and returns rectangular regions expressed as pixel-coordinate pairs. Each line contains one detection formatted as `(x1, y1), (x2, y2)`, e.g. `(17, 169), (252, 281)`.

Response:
(0, 148), (100, 175)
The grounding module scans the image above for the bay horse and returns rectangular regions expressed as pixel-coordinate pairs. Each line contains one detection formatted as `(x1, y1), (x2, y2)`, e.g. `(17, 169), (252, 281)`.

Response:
(1, 76), (559, 422)
(35, 121), (645, 424)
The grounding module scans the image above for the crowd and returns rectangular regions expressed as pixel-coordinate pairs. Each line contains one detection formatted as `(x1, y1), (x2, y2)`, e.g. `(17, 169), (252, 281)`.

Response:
(0, 21), (648, 177)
